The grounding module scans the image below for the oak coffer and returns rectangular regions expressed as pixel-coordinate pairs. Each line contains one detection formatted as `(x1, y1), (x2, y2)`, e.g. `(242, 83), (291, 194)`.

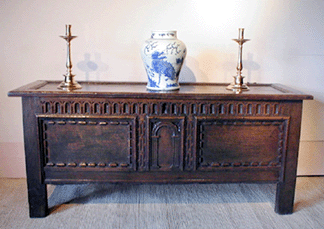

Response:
(8, 81), (313, 217)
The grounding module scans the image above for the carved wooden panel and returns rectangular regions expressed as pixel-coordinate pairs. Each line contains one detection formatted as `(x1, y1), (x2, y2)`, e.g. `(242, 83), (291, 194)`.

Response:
(38, 115), (136, 171)
(147, 116), (185, 171)
(138, 115), (148, 171)
(185, 115), (195, 170)
(40, 98), (282, 117)
(195, 117), (289, 170)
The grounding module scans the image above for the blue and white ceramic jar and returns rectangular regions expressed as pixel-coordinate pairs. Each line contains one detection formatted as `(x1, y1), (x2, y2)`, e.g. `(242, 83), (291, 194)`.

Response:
(141, 30), (186, 90)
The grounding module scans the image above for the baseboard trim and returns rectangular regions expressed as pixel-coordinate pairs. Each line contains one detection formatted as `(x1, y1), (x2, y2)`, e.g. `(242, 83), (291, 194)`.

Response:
(297, 175), (324, 177)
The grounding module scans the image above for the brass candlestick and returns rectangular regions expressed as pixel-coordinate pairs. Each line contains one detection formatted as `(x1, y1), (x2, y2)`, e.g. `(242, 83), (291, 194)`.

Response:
(227, 28), (250, 92)
(58, 25), (82, 90)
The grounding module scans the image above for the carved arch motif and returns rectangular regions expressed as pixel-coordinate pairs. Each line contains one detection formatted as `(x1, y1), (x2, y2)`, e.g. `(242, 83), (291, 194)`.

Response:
(148, 117), (184, 171)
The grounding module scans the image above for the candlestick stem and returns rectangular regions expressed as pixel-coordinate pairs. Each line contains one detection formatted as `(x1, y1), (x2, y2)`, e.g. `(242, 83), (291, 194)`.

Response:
(227, 28), (250, 93)
(58, 25), (81, 90)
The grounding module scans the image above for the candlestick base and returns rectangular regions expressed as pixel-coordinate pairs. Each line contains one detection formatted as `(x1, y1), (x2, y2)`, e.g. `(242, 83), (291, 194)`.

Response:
(226, 83), (249, 91)
(58, 74), (82, 91)
(226, 83), (250, 94)
(226, 76), (249, 94)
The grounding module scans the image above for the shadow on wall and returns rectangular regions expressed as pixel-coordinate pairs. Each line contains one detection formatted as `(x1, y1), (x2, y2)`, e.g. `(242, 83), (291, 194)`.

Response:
(179, 56), (208, 83)
(222, 52), (260, 83)
(77, 53), (108, 81)
(76, 52), (260, 83)
(186, 50), (260, 83)
(301, 99), (324, 140)
(245, 53), (261, 83)
(179, 59), (196, 83)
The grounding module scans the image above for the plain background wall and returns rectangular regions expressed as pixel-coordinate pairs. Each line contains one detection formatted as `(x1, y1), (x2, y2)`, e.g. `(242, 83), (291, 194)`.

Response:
(1, 0), (323, 177)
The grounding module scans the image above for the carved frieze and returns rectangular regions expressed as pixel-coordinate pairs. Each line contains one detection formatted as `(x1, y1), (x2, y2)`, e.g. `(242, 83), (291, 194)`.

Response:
(40, 99), (282, 116)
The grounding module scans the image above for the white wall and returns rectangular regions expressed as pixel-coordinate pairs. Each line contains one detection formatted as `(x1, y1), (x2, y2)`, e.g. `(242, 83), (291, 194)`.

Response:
(1, 0), (323, 177)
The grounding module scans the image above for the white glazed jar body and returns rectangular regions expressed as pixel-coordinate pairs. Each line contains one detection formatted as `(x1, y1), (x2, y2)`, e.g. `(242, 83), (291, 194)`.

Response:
(141, 30), (186, 90)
